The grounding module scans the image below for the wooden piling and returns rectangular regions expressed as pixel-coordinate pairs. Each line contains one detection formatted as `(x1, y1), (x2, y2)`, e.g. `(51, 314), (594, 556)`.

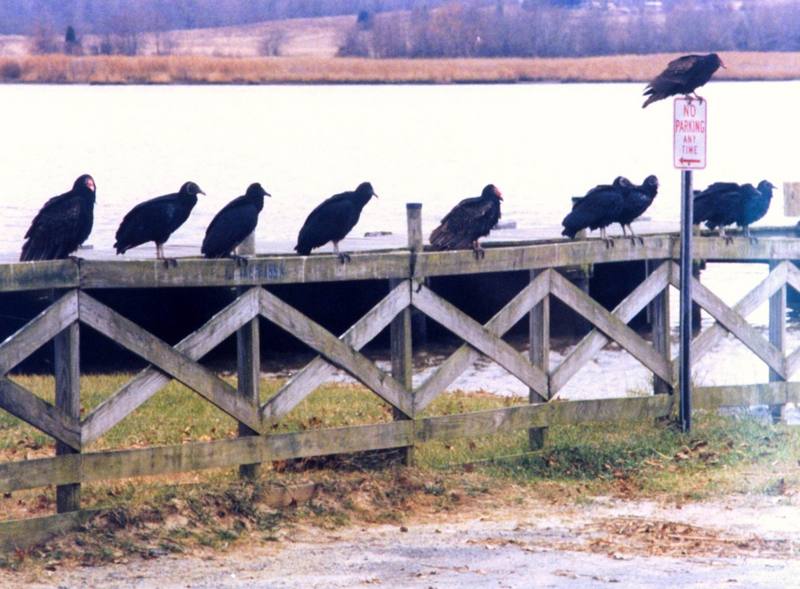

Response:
(53, 317), (80, 513)
(528, 269), (549, 449)
(236, 233), (261, 479)
(768, 261), (787, 424)
(390, 203), (422, 465)
(649, 261), (672, 396)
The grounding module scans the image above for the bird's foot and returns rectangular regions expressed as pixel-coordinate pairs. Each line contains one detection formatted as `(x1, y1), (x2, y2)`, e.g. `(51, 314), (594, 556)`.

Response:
(749, 236), (759, 245)
(472, 246), (486, 260)
(67, 255), (83, 263)
(603, 238), (615, 249)
(232, 254), (249, 268)
(162, 257), (178, 268)
(337, 253), (351, 265)
(638, 236), (645, 246)
(628, 236), (638, 247)
(723, 235), (734, 246)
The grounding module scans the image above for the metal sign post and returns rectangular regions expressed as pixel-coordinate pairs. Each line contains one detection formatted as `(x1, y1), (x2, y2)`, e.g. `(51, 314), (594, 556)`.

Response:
(674, 97), (707, 432)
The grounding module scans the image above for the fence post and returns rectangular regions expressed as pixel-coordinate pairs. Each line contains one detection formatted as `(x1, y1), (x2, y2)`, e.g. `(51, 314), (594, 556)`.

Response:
(650, 260), (672, 396)
(390, 203), (422, 465)
(768, 261), (787, 423)
(54, 318), (80, 512)
(528, 269), (549, 449)
(236, 232), (261, 479)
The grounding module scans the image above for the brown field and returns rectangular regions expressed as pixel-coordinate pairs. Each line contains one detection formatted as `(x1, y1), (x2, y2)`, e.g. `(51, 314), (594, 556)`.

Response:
(0, 51), (798, 84)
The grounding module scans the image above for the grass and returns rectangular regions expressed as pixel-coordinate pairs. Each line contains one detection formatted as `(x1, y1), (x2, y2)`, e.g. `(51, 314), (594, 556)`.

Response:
(1, 373), (798, 571)
(0, 52), (799, 85)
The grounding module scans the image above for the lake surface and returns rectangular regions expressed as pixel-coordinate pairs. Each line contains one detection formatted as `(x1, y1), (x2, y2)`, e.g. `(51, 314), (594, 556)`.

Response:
(1, 81), (798, 260)
(2, 82), (799, 403)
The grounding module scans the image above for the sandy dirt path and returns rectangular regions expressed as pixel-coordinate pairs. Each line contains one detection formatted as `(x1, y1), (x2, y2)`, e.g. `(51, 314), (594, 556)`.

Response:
(7, 495), (800, 589)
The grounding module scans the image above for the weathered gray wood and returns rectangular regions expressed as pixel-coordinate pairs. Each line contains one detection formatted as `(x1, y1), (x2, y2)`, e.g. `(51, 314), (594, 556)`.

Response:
(0, 290), (78, 375)
(82, 288), (260, 444)
(54, 320), (81, 512)
(0, 421), (414, 493)
(415, 395), (673, 442)
(258, 289), (413, 417)
(549, 271), (672, 384)
(78, 292), (262, 432)
(528, 269), (550, 450)
(689, 236), (800, 263)
(0, 377), (80, 449)
(414, 271), (551, 411)
(79, 251), (411, 288)
(650, 262), (672, 395)
(0, 259), (79, 292)
(679, 274), (786, 378)
(262, 282), (411, 420)
(768, 261), (787, 423)
(0, 509), (101, 552)
(415, 236), (674, 277)
(236, 286), (261, 479)
(677, 261), (788, 381)
(694, 382), (800, 409)
(412, 284), (549, 398)
(550, 263), (670, 394)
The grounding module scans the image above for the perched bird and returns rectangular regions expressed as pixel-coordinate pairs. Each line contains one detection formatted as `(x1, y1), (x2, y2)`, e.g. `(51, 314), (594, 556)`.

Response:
(201, 183), (270, 263)
(429, 184), (503, 259)
(617, 175), (659, 245)
(114, 181), (205, 264)
(694, 180), (775, 242)
(295, 181), (378, 263)
(642, 53), (725, 108)
(561, 177), (631, 247)
(20, 174), (96, 261)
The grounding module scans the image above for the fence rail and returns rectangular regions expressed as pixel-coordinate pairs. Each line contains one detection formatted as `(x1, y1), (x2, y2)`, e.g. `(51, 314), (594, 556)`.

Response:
(1, 221), (799, 550)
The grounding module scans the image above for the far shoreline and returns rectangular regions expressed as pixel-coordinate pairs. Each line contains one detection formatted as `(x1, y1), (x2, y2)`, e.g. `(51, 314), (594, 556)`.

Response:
(1, 52), (798, 85)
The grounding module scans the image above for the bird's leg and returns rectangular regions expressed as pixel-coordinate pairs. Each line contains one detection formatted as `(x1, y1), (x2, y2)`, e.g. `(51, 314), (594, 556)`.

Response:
(333, 241), (350, 264)
(744, 225), (758, 244)
(600, 227), (614, 248)
(472, 240), (485, 260)
(693, 91), (705, 103)
(628, 224), (644, 246)
(719, 226), (733, 246)
(157, 243), (177, 267)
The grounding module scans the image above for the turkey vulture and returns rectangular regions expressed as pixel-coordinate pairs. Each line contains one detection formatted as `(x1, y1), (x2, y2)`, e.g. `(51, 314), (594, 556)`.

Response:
(20, 174), (96, 261)
(114, 181), (205, 263)
(295, 181), (378, 263)
(642, 53), (725, 108)
(429, 184), (503, 259)
(561, 177), (631, 247)
(202, 183), (270, 263)
(694, 180), (775, 243)
(617, 175), (659, 245)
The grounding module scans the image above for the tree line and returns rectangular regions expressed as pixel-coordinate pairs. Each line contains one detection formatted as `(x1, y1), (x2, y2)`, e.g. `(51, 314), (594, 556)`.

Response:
(340, 2), (800, 58)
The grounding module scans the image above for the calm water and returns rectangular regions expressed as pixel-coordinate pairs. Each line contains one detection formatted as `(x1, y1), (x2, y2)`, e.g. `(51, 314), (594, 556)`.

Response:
(1, 81), (798, 260)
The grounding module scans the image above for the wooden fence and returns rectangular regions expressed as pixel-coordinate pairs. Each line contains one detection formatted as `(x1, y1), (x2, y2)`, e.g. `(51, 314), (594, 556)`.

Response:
(2, 211), (800, 549)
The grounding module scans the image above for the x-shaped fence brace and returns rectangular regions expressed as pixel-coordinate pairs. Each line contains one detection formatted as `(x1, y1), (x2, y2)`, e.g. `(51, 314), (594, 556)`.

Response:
(1, 260), (799, 450)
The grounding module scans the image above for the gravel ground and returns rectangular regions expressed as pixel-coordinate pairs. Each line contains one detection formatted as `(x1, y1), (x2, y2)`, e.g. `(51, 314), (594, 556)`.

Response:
(6, 495), (799, 589)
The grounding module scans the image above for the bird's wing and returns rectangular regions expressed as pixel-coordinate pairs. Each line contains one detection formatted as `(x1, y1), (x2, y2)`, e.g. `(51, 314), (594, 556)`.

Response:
(295, 194), (355, 252)
(21, 193), (86, 260)
(24, 192), (77, 239)
(430, 197), (497, 249)
(202, 200), (258, 256)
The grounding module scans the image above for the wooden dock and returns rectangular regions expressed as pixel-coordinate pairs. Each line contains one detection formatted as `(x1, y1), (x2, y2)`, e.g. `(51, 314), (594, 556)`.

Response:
(1, 220), (799, 551)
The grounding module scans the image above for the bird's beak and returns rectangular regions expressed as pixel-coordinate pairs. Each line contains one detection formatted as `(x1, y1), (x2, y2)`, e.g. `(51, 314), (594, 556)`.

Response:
(266, 191), (272, 197)
(199, 190), (206, 196)
(373, 192), (379, 199)
(720, 61), (727, 69)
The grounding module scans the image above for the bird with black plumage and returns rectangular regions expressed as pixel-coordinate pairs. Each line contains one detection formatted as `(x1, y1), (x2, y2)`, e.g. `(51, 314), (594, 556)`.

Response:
(202, 182), (270, 265)
(694, 180), (775, 244)
(561, 177), (631, 247)
(20, 174), (96, 261)
(642, 53), (725, 108)
(429, 184), (503, 259)
(295, 181), (378, 264)
(114, 181), (205, 265)
(616, 175), (659, 245)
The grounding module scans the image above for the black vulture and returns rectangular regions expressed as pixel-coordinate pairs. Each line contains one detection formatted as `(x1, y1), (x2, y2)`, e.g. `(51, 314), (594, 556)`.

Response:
(642, 53), (725, 108)
(429, 184), (503, 259)
(561, 177), (631, 247)
(694, 180), (775, 242)
(20, 174), (96, 261)
(201, 183), (270, 262)
(294, 181), (378, 263)
(617, 175), (659, 245)
(114, 181), (205, 263)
